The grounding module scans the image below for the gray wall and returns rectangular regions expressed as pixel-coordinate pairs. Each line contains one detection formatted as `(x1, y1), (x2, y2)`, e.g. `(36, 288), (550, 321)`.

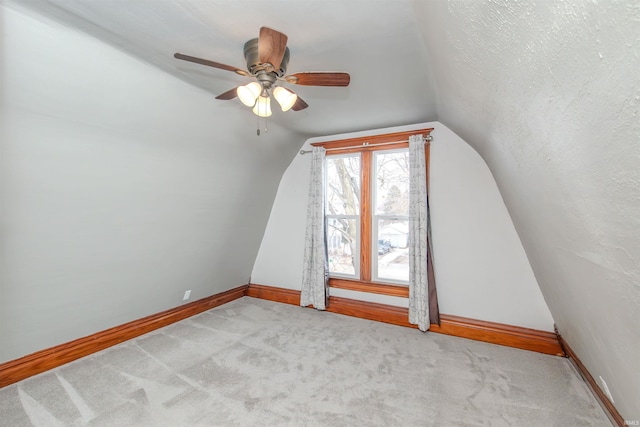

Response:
(415, 0), (640, 420)
(0, 5), (302, 362)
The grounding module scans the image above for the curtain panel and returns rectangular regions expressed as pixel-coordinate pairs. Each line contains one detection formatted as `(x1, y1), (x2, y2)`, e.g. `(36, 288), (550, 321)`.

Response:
(408, 135), (433, 331)
(300, 146), (329, 310)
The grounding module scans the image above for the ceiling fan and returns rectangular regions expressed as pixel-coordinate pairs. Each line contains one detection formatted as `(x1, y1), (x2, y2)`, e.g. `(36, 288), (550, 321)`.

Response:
(174, 27), (350, 117)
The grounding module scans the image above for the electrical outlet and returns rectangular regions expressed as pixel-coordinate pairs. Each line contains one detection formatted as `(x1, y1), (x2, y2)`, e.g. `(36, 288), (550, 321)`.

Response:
(599, 376), (614, 403)
(183, 290), (191, 301)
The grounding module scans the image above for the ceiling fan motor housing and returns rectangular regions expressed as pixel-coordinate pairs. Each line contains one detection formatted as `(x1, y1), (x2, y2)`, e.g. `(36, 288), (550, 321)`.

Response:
(243, 38), (290, 77)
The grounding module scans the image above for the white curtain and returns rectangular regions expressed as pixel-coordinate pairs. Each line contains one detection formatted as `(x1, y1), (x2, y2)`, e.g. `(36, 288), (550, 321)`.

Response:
(300, 146), (329, 310)
(408, 135), (430, 331)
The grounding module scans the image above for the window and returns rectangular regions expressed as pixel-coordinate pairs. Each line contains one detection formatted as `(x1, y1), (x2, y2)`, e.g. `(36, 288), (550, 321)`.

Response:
(315, 129), (432, 295)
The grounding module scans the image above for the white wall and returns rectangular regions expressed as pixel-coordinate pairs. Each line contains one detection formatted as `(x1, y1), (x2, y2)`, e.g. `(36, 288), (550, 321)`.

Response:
(0, 4), (301, 363)
(252, 122), (555, 331)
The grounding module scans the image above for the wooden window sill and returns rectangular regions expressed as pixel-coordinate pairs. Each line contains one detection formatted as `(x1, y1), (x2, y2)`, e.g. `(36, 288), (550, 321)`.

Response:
(329, 278), (409, 298)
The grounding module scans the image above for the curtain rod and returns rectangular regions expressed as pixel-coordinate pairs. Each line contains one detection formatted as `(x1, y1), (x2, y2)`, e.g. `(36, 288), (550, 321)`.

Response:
(299, 135), (433, 155)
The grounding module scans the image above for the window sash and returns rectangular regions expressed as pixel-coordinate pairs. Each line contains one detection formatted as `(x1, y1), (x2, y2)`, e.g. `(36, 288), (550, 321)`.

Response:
(325, 153), (361, 216)
(326, 215), (360, 279)
(372, 215), (409, 284)
(371, 148), (410, 284)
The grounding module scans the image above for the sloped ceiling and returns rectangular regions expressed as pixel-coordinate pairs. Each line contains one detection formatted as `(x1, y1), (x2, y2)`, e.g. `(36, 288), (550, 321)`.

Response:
(8, 0), (640, 420)
(415, 0), (639, 420)
(13, 0), (438, 136)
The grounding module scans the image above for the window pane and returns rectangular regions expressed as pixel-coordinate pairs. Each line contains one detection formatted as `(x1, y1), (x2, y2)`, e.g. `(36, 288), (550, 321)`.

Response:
(326, 155), (360, 216)
(327, 217), (358, 277)
(376, 218), (409, 282)
(375, 151), (409, 216)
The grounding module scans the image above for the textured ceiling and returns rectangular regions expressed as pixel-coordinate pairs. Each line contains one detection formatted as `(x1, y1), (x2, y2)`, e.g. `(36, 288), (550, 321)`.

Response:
(415, 0), (639, 419)
(14, 0), (438, 136)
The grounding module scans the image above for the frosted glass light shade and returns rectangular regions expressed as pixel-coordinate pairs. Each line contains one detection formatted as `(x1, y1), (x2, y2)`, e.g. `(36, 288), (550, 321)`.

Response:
(273, 86), (298, 112)
(252, 95), (272, 117)
(237, 82), (262, 107)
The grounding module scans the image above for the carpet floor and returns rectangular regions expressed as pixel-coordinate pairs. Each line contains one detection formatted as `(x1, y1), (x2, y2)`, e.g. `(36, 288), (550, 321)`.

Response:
(0, 297), (610, 426)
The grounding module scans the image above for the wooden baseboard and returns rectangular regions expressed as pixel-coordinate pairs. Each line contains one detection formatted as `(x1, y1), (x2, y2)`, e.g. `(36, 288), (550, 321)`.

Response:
(247, 283), (412, 327)
(247, 283), (564, 356)
(0, 285), (248, 388)
(246, 282), (300, 305)
(432, 314), (563, 356)
(558, 334), (624, 426)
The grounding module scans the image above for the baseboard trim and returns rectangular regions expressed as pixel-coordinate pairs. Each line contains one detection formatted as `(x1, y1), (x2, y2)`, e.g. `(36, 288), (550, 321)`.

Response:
(329, 296), (414, 327)
(247, 283), (412, 327)
(433, 314), (564, 356)
(246, 282), (300, 305)
(247, 283), (564, 356)
(558, 334), (624, 426)
(0, 285), (248, 388)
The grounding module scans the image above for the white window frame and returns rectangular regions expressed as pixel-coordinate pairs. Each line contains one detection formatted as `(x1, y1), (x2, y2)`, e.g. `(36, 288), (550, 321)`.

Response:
(325, 153), (361, 280)
(371, 148), (409, 285)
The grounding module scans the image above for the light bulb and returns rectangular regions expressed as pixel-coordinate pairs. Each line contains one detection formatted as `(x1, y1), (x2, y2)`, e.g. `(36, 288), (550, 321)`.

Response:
(273, 86), (298, 112)
(252, 95), (272, 117)
(237, 82), (262, 107)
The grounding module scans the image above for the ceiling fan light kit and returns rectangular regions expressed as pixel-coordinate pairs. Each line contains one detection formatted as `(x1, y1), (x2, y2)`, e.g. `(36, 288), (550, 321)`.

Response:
(272, 86), (297, 112)
(237, 82), (262, 107)
(174, 26), (350, 128)
(252, 95), (272, 118)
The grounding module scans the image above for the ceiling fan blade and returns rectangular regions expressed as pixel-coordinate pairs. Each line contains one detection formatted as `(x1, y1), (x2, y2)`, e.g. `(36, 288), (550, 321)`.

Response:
(291, 96), (309, 111)
(215, 87), (239, 100)
(258, 27), (288, 70)
(174, 53), (249, 76)
(285, 72), (350, 87)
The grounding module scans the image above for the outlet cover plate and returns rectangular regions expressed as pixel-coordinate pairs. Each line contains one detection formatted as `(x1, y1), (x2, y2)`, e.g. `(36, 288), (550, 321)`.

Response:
(599, 376), (614, 403)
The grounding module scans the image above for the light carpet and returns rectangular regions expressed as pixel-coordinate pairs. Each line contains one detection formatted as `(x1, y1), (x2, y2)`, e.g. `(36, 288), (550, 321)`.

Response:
(0, 297), (610, 426)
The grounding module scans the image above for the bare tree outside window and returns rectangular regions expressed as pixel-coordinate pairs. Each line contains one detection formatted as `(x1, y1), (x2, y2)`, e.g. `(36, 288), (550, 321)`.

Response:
(374, 150), (410, 282)
(326, 155), (360, 276)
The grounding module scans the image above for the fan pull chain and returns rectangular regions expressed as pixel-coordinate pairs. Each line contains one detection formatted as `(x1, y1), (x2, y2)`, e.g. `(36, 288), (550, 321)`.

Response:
(255, 99), (269, 136)
(256, 115), (268, 136)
